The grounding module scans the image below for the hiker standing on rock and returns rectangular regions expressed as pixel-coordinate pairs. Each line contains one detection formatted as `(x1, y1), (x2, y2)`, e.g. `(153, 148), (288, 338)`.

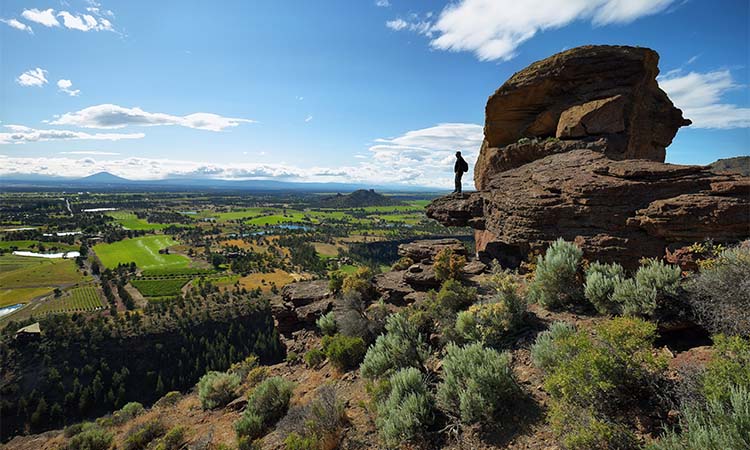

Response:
(453, 151), (469, 193)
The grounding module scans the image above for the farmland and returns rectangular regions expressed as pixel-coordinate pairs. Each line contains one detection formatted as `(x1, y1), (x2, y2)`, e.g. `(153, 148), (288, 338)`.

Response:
(130, 278), (189, 297)
(33, 286), (104, 315)
(0, 255), (86, 289)
(0, 287), (53, 307)
(107, 211), (170, 231)
(93, 235), (191, 270)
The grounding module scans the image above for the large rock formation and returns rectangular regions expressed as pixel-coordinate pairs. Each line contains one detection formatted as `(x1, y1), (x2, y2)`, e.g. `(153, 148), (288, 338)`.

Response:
(428, 45), (749, 269)
(475, 45), (690, 189)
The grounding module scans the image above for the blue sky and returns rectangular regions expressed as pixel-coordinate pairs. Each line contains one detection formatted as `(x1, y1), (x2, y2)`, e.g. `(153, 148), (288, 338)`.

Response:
(1, 0), (747, 187)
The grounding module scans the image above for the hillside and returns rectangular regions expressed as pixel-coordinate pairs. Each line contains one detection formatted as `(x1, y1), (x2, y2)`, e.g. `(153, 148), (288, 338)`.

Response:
(317, 189), (403, 208)
(710, 156), (750, 176)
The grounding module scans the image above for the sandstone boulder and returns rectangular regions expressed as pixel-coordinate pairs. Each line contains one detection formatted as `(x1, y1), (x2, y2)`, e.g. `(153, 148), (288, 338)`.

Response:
(398, 238), (467, 261)
(475, 45), (690, 189)
(428, 150), (750, 269)
(273, 280), (333, 335)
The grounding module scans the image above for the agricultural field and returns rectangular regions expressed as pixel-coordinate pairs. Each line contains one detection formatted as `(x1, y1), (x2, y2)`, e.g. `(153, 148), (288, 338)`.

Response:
(215, 269), (301, 293)
(0, 240), (78, 252)
(107, 211), (170, 230)
(29, 286), (104, 316)
(0, 287), (54, 307)
(130, 278), (189, 297)
(0, 255), (87, 289)
(93, 235), (191, 270)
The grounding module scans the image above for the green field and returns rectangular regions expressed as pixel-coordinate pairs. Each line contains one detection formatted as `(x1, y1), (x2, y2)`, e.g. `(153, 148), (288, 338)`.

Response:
(131, 278), (188, 297)
(107, 211), (169, 231)
(0, 255), (86, 288)
(33, 286), (104, 315)
(0, 287), (54, 307)
(0, 240), (78, 251)
(93, 235), (191, 270)
(140, 267), (215, 277)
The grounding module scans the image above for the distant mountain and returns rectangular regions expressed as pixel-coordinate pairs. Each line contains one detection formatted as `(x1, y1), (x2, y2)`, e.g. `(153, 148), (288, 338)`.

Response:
(78, 172), (131, 184)
(318, 189), (403, 208)
(710, 156), (750, 177)
(0, 173), (439, 193)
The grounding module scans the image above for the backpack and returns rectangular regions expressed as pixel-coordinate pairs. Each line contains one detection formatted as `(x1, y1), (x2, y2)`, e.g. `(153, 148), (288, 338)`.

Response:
(460, 159), (469, 172)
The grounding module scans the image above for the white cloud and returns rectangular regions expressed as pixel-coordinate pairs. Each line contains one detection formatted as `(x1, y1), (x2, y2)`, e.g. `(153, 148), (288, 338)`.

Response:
(390, 0), (676, 61)
(0, 125), (144, 144)
(305, 115), (313, 123)
(0, 123), (483, 187)
(21, 8), (59, 27)
(1, 18), (33, 33)
(57, 11), (113, 31)
(659, 70), (750, 129)
(51, 104), (255, 131)
(60, 151), (120, 155)
(17, 68), (48, 87)
(386, 15), (433, 36)
(57, 79), (81, 96)
(376, 0), (391, 7)
(20, 7), (115, 33)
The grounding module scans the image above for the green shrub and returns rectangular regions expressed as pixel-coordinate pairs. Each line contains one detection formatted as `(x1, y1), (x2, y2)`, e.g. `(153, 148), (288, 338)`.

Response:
(648, 386), (750, 450)
(436, 279), (477, 311)
(685, 246), (750, 336)
(66, 423), (113, 450)
(112, 401), (145, 425)
(247, 376), (295, 425)
(537, 317), (666, 447)
(229, 355), (259, 379)
(611, 278), (656, 316)
(235, 412), (264, 440)
(342, 266), (373, 297)
(436, 342), (517, 424)
(328, 270), (345, 294)
(549, 403), (637, 450)
(316, 311), (337, 336)
(392, 256), (414, 271)
(123, 418), (166, 450)
(153, 426), (187, 450)
(304, 348), (326, 368)
(530, 321), (577, 373)
(284, 432), (319, 450)
(322, 334), (366, 371)
(286, 351), (299, 364)
(237, 436), (261, 450)
(623, 259), (681, 316)
(434, 248), (466, 282)
(454, 280), (526, 347)
(702, 335), (750, 404)
(154, 391), (182, 408)
(528, 239), (583, 309)
(584, 262), (625, 314)
(197, 371), (240, 409)
(360, 313), (429, 380)
(246, 366), (268, 387)
(376, 367), (433, 448)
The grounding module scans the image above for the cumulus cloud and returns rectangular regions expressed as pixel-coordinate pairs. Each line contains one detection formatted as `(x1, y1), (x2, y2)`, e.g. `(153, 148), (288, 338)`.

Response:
(57, 11), (113, 31)
(51, 104), (255, 131)
(21, 8), (59, 27)
(1, 18), (33, 33)
(17, 68), (48, 87)
(1, 122), (484, 187)
(20, 7), (115, 32)
(57, 79), (81, 96)
(0, 125), (144, 144)
(60, 151), (120, 155)
(659, 70), (750, 129)
(389, 0), (677, 61)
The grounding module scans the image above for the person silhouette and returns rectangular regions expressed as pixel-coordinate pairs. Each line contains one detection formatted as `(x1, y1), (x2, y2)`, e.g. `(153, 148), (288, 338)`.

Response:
(453, 151), (468, 193)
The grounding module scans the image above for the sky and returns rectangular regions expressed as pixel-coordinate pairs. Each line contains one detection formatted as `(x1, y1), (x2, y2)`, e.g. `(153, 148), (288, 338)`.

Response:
(1, 0), (748, 188)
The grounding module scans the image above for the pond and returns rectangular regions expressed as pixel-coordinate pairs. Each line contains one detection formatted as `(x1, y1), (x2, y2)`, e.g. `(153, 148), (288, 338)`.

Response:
(0, 304), (23, 318)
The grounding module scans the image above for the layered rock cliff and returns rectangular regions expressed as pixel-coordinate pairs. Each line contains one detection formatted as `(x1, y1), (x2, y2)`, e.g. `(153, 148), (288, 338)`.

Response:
(428, 45), (749, 268)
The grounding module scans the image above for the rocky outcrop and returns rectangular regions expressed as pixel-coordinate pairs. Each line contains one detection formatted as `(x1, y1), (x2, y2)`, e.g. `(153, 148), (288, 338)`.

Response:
(272, 280), (332, 335)
(374, 239), (486, 304)
(429, 45), (748, 269)
(475, 45), (690, 189)
(429, 150), (750, 269)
